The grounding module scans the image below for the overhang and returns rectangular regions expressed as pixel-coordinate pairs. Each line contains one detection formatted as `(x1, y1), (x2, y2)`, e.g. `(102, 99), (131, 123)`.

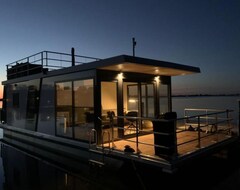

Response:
(94, 55), (200, 76)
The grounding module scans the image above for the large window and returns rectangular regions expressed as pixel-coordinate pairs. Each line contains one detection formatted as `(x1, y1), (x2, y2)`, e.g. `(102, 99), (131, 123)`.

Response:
(141, 84), (154, 117)
(126, 83), (154, 117)
(74, 79), (94, 140)
(6, 79), (40, 131)
(56, 81), (73, 138)
(159, 83), (169, 114)
(127, 84), (138, 112)
(56, 79), (94, 141)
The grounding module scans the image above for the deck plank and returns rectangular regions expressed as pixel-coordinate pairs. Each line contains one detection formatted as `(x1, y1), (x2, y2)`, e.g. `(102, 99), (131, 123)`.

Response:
(106, 129), (233, 159)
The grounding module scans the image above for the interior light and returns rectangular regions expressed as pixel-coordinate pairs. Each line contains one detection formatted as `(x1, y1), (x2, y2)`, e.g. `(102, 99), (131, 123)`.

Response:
(129, 99), (137, 103)
(154, 76), (160, 82)
(117, 72), (124, 80)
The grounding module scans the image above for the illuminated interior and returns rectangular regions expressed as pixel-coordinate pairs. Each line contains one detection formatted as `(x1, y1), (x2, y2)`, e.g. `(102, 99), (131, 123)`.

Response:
(100, 72), (170, 139)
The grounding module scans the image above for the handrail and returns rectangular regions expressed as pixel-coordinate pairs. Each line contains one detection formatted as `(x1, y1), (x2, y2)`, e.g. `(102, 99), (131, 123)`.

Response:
(6, 50), (101, 79)
(7, 50), (100, 67)
(89, 128), (98, 149)
(113, 109), (235, 160)
(182, 109), (233, 120)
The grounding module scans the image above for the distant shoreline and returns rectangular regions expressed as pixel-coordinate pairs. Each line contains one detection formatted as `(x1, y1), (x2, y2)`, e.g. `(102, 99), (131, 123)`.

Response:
(172, 94), (240, 98)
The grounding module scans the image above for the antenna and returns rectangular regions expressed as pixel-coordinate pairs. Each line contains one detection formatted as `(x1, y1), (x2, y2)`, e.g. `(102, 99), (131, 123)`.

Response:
(132, 37), (136, 57)
(71, 47), (75, 66)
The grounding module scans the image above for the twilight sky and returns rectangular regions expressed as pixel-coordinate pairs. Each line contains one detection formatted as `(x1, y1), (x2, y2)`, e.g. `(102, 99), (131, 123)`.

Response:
(0, 0), (240, 96)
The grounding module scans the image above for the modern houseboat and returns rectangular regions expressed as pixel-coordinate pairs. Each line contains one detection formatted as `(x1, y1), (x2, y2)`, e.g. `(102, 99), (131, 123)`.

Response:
(0, 49), (238, 173)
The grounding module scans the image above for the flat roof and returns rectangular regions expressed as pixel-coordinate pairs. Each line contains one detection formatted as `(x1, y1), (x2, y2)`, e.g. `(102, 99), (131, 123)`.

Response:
(3, 54), (201, 84)
(92, 55), (200, 76)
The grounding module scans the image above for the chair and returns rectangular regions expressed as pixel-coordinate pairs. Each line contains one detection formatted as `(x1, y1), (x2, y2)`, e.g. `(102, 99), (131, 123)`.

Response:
(125, 111), (138, 130)
(85, 112), (94, 123)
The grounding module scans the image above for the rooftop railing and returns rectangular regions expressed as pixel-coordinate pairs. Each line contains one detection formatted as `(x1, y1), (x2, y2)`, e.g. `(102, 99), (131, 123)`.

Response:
(6, 51), (100, 79)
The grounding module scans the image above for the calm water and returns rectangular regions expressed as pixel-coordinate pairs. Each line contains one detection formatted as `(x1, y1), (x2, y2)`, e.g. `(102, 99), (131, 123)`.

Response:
(173, 96), (240, 120)
(0, 96), (240, 190)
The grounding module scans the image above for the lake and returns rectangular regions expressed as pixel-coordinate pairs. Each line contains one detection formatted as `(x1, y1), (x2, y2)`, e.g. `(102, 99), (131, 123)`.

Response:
(173, 96), (240, 119)
(0, 96), (240, 190)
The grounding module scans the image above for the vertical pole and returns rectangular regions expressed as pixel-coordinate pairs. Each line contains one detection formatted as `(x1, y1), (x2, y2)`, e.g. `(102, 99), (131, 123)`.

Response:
(46, 51), (48, 66)
(95, 76), (102, 144)
(197, 116), (201, 148)
(226, 109), (231, 134)
(154, 77), (160, 118)
(41, 52), (43, 66)
(71, 47), (75, 66)
(173, 119), (178, 159)
(41, 52), (44, 73)
(117, 73), (124, 137)
(169, 77), (172, 112)
(137, 83), (141, 153)
(215, 114), (218, 142)
(72, 81), (75, 139)
(110, 112), (116, 148)
(132, 38), (136, 57)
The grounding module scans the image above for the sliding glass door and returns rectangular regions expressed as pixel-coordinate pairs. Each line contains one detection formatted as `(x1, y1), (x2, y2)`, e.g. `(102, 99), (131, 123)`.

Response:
(123, 82), (154, 135)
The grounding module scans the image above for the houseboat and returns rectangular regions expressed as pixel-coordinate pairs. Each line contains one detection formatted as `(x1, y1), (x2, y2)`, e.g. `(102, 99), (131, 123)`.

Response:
(0, 49), (238, 173)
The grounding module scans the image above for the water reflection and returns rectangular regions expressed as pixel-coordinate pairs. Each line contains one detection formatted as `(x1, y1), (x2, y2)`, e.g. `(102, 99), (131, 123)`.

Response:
(0, 151), (4, 190)
(0, 143), (125, 190)
(1, 140), (240, 190)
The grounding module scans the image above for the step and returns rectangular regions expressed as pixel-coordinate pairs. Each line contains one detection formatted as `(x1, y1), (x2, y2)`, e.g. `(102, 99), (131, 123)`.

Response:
(88, 159), (105, 167)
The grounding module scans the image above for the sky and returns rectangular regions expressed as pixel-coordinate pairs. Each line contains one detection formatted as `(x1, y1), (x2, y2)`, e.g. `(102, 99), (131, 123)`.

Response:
(0, 0), (240, 97)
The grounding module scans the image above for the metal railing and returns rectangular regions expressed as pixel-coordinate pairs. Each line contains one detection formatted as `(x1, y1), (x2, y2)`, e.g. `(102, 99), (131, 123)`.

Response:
(177, 109), (233, 150)
(183, 108), (230, 132)
(101, 109), (236, 160)
(6, 51), (100, 79)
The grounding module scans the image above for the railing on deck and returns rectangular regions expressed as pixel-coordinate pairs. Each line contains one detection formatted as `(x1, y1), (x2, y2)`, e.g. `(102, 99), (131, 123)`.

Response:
(104, 109), (236, 161)
(184, 108), (230, 131)
(6, 51), (100, 79)
(178, 108), (233, 150)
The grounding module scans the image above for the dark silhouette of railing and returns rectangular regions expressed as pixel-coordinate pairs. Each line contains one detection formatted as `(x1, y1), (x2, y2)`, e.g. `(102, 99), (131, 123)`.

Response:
(104, 109), (236, 161)
(6, 51), (100, 79)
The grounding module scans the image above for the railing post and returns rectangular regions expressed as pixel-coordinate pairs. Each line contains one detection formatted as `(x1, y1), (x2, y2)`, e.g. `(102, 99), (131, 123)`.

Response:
(184, 109), (187, 130)
(173, 119), (178, 159)
(197, 116), (201, 148)
(110, 115), (116, 148)
(206, 109), (209, 132)
(46, 51), (48, 66)
(136, 118), (139, 154)
(214, 114), (218, 142)
(41, 52), (43, 67)
(226, 109), (231, 134)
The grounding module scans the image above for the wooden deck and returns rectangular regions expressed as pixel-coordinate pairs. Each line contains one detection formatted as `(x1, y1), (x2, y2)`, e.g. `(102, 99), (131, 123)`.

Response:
(105, 127), (234, 159)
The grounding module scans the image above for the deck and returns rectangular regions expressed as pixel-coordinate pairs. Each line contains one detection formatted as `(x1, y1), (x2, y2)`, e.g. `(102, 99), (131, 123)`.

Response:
(105, 127), (233, 157)
(101, 108), (238, 172)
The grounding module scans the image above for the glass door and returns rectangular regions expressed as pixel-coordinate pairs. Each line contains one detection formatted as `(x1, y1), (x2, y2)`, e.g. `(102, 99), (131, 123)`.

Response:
(123, 82), (154, 135)
(101, 81), (118, 142)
